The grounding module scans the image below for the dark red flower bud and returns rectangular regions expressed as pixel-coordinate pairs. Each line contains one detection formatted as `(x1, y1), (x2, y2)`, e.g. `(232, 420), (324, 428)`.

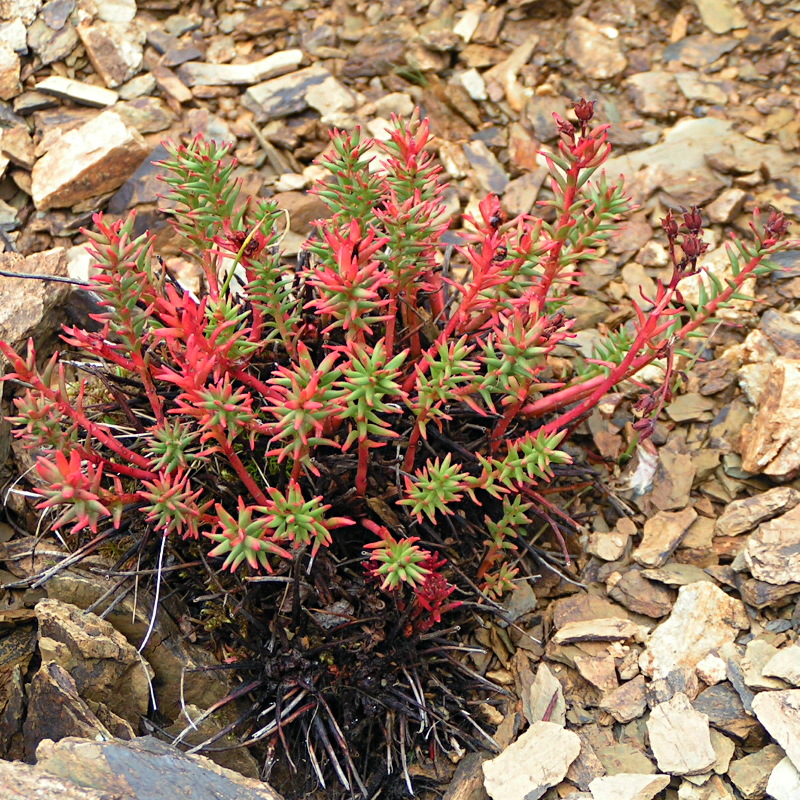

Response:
(682, 206), (703, 235)
(681, 235), (708, 260)
(632, 417), (656, 440)
(553, 113), (576, 139)
(766, 209), (790, 239)
(661, 211), (679, 239)
(573, 99), (596, 123)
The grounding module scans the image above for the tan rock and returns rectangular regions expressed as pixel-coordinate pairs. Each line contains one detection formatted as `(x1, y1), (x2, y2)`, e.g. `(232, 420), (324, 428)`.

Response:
(77, 21), (144, 88)
(740, 359), (800, 479)
(483, 721), (581, 800)
(633, 506), (697, 568)
(677, 775), (736, 800)
(566, 16), (627, 80)
(646, 693), (716, 775)
(35, 598), (153, 727)
(728, 744), (785, 799)
(177, 49), (303, 86)
(715, 487), (800, 536)
(767, 757), (800, 800)
(639, 582), (749, 681)
(528, 662), (566, 726)
(599, 675), (647, 723)
(35, 75), (119, 108)
(752, 690), (800, 771)
(589, 773), (670, 800)
(0, 248), (71, 351)
(0, 41), (20, 100)
(552, 618), (646, 645)
(744, 506), (800, 586)
(764, 644), (800, 687)
(30, 110), (148, 210)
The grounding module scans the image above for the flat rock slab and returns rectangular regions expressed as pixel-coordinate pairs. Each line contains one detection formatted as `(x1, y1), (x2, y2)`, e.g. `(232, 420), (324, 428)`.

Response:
(744, 506), (800, 586)
(764, 644), (800, 686)
(243, 65), (330, 122)
(0, 247), (70, 350)
(177, 49), (303, 86)
(552, 618), (646, 645)
(752, 690), (800, 772)
(767, 757), (800, 800)
(30, 110), (148, 210)
(740, 359), (800, 480)
(35, 598), (153, 726)
(647, 693), (716, 775)
(633, 506), (697, 568)
(588, 772), (670, 800)
(483, 721), (581, 800)
(639, 581), (748, 681)
(6, 735), (284, 800)
(715, 487), (800, 536)
(35, 75), (118, 107)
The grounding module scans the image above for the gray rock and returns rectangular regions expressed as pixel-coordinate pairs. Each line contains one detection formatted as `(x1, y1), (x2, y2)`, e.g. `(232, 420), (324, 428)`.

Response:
(243, 65), (330, 122)
(463, 140), (509, 195)
(13, 735), (285, 800)
(27, 18), (78, 65)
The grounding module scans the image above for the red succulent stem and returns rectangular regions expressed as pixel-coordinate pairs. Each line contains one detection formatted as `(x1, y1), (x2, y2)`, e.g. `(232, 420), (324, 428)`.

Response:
(214, 432), (269, 505)
(528, 245), (781, 437)
(356, 441), (370, 495)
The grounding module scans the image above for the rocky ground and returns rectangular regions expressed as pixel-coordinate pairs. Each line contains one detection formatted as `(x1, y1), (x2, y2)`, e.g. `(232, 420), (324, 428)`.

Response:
(2, 0), (800, 799)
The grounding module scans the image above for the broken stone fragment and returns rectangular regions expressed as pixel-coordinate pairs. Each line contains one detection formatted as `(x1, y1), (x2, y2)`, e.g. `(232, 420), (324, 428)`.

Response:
(0, 41), (21, 100)
(715, 487), (800, 536)
(767, 757), (800, 800)
(0, 123), (34, 168)
(752, 690), (800, 771)
(483, 721), (581, 800)
(243, 65), (330, 122)
(552, 617), (646, 645)
(633, 506), (697, 568)
(740, 359), (800, 479)
(177, 49), (303, 86)
(35, 75), (119, 107)
(566, 16), (627, 80)
(744, 506), (800, 586)
(77, 21), (144, 88)
(639, 581), (749, 681)
(30, 110), (148, 210)
(764, 644), (800, 687)
(588, 772), (670, 800)
(728, 744), (785, 799)
(35, 598), (154, 727)
(0, 248), (70, 351)
(646, 692), (716, 775)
